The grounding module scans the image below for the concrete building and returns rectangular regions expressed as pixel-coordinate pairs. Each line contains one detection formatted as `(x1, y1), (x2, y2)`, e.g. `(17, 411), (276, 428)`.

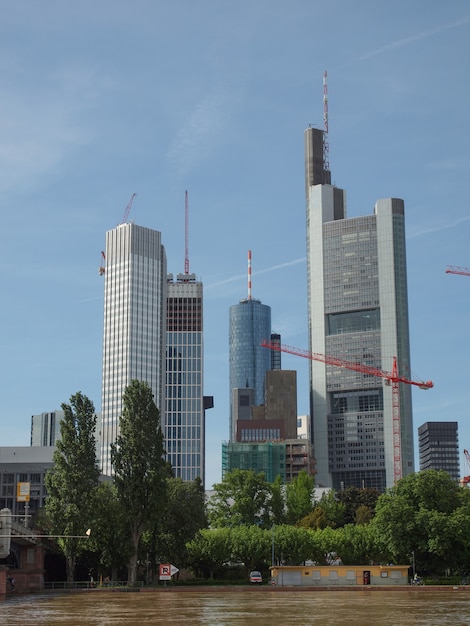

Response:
(30, 411), (63, 447)
(100, 223), (167, 476)
(305, 127), (414, 491)
(31, 410), (102, 462)
(418, 421), (459, 482)
(0, 447), (55, 520)
(165, 272), (206, 484)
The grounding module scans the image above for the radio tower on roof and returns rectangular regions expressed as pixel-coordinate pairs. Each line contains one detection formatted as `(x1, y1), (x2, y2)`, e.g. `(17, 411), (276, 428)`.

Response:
(184, 190), (190, 275)
(247, 250), (252, 300)
(323, 70), (330, 173)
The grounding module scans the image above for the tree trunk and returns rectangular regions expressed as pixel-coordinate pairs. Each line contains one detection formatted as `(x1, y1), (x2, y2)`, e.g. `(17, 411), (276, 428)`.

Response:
(66, 554), (76, 586)
(127, 527), (140, 585)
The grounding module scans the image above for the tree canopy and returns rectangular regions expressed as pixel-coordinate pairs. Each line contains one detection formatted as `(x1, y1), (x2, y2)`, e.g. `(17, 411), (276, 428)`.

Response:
(111, 379), (167, 584)
(45, 392), (100, 582)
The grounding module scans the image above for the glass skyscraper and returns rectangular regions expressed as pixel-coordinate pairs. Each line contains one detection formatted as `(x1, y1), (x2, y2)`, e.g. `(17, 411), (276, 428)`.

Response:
(100, 223), (167, 476)
(165, 272), (205, 484)
(229, 297), (271, 441)
(305, 127), (414, 491)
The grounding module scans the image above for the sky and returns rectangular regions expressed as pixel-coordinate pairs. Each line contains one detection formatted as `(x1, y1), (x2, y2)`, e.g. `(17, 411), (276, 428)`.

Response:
(1, 1), (469, 489)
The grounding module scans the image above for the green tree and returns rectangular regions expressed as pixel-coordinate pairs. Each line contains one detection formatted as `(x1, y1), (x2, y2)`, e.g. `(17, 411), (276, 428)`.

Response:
(148, 477), (207, 573)
(313, 490), (346, 528)
(269, 475), (287, 525)
(88, 482), (130, 581)
(111, 380), (166, 585)
(285, 471), (315, 524)
(208, 470), (271, 528)
(335, 487), (380, 525)
(45, 392), (99, 582)
(186, 528), (232, 578)
(372, 470), (470, 574)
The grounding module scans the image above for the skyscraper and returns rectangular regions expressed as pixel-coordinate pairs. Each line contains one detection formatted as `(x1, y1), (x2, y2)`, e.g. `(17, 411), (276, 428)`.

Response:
(305, 127), (414, 491)
(418, 421), (459, 482)
(229, 252), (272, 441)
(165, 272), (205, 483)
(100, 223), (167, 476)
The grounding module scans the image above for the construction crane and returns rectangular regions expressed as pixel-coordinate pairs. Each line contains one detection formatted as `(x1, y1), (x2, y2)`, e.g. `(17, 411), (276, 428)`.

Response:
(461, 450), (470, 486)
(261, 340), (433, 484)
(99, 251), (106, 276)
(121, 192), (137, 224)
(445, 265), (470, 277)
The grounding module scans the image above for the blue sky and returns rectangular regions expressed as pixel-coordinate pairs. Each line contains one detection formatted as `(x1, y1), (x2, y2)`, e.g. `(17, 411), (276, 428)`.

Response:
(1, 1), (469, 488)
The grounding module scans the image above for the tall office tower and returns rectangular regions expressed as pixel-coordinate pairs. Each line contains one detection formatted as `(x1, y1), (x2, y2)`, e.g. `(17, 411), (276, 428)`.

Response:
(229, 252), (271, 441)
(305, 126), (414, 491)
(418, 421), (460, 482)
(165, 272), (205, 483)
(30, 410), (63, 446)
(100, 223), (167, 476)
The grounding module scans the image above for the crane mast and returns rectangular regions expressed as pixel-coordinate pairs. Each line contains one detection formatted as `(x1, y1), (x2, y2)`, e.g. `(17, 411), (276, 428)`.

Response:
(261, 340), (433, 484)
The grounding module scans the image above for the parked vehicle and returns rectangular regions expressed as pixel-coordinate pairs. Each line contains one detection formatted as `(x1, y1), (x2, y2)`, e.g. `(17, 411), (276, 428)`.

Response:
(249, 570), (262, 584)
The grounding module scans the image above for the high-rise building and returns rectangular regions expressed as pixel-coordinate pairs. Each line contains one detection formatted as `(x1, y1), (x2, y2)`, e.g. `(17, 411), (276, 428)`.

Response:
(305, 127), (414, 491)
(165, 272), (205, 483)
(31, 409), (102, 461)
(100, 223), (167, 476)
(30, 410), (63, 447)
(418, 421), (460, 482)
(229, 252), (273, 441)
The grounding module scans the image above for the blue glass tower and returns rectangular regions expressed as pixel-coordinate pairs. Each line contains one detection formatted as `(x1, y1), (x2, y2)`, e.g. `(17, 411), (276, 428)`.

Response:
(229, 297), (271, 441)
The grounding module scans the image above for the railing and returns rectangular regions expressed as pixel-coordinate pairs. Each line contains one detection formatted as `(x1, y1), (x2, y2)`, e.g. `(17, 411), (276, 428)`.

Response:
(44, 580), (144, 590)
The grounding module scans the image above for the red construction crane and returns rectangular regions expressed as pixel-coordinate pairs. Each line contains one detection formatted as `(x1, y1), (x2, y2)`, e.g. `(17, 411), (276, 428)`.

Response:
(121, 192), (137, 224)
(445, 265), (470, 277)
(461, 449), (470, 486)
(261, 340), (433, 484)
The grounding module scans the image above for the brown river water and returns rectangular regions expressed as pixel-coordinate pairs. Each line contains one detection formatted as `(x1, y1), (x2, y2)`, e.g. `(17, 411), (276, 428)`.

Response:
(1, 589), (470, 625)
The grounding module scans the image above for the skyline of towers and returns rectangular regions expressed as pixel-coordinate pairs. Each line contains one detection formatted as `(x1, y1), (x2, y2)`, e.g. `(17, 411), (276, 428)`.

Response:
(100, 222), (167, 476)
(305, 126), (414, 491)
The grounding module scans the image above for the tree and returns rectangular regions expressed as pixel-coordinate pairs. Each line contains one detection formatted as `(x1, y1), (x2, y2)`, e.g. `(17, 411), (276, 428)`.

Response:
(111, 380), (167, 585)
(147, 476), (208, 575)
(335, 487), (380, 525)
(88, 482), (130, 581)
(45, 392), (100, 582)
(269, 475), (287, 526)
(372, 470), (470, 575)
(285, 471), (315, 524)
(208, 470), (271, 528)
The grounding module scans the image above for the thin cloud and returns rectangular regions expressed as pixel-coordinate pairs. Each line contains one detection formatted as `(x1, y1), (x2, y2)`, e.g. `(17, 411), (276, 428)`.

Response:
(407, 215), (470, 240)
(206, 257), (305, 289)
(343, 14), (470, 65)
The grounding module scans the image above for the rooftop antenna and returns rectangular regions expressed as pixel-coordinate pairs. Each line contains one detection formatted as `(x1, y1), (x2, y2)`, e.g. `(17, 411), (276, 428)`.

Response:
(247, 250), (252, 300)
(323, 70), (330, 173)
(184, 190), (190, 274)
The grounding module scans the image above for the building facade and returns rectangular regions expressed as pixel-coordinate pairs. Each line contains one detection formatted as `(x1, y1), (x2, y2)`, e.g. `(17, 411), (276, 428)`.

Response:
(229, 298), (272, 441)
(30, 411), (63, 447)
(221, 441), (286, 482)
(0, 447), (55, 520)
(305, 127), (414, 491)
(418, 421), (459, 482)
(100, 223), (167, 476)
(165, 272), (205, 483)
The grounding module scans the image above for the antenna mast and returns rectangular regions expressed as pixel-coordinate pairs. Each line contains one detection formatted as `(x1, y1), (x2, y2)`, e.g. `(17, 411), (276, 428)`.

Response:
(323, 70), (330, 173)
(247, 250), (252, 300)
(184, 190), (189, 275)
